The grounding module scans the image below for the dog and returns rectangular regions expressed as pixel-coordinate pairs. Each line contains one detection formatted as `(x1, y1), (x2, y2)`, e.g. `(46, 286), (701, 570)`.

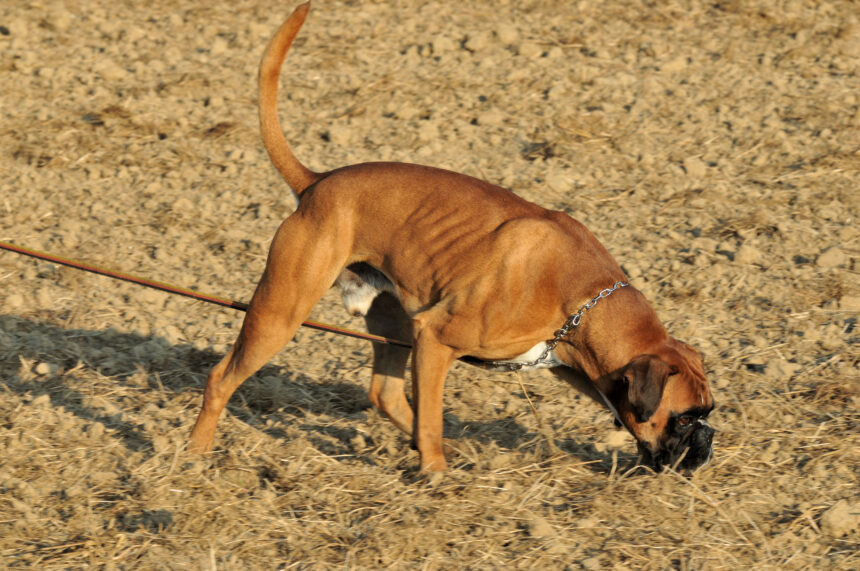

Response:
(188, 2), (715, 473)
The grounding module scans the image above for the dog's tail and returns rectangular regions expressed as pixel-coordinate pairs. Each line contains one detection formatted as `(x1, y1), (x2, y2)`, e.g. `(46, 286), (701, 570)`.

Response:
(259, 2), (321, 196)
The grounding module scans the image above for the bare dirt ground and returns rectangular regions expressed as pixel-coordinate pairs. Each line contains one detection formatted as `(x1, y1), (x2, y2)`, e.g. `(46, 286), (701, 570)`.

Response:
(1, 0), (858, 568)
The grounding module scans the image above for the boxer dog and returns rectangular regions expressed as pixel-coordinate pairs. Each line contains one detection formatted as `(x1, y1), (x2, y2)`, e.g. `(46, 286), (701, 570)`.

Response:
(188, 2), (715, 473)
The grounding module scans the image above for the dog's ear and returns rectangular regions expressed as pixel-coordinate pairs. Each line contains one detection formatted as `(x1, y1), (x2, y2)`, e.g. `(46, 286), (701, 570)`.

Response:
(623, 354), (676, 423)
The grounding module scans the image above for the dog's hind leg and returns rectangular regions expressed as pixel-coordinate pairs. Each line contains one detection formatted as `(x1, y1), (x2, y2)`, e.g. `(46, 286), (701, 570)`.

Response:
(363, 291), (414, 435)
(188, 214), (350, 453)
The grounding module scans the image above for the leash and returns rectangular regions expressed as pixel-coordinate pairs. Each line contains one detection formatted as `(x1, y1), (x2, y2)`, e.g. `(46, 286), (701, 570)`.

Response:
(0, 240), (629, 368)
(0, 240), (412, 349)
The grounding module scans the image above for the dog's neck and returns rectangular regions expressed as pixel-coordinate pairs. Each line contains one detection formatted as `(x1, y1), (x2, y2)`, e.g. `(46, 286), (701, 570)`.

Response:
(554, 285), (669, 383)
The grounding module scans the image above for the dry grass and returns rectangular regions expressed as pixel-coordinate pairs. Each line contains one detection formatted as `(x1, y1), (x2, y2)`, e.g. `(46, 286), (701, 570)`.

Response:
(1, 0), (858, 568)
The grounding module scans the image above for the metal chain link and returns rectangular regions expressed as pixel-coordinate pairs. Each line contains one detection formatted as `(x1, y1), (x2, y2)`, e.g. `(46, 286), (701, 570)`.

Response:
(489, 281), (629, 371)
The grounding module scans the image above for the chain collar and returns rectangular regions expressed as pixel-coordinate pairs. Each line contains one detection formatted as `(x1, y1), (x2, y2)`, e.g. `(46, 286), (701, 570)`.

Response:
(487, 281), (629, 372)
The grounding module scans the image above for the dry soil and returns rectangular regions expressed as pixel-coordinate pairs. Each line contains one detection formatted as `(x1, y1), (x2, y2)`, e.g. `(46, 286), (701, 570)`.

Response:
(1, 0), (858, 569)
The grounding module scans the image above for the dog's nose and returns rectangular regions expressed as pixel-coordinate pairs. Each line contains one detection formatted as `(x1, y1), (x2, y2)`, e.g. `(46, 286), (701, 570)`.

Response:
(693, 422), (715, 448)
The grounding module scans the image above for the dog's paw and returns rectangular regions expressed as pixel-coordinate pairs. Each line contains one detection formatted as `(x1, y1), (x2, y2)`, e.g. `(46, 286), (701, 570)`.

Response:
(423, 471), (446, 487)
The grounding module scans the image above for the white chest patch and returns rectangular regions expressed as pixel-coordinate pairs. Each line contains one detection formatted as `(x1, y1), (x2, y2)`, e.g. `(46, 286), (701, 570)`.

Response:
(513, 342), (564, 368)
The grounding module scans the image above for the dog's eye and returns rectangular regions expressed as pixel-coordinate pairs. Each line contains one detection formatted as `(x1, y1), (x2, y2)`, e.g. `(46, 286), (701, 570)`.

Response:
(677, 415), (693, 428)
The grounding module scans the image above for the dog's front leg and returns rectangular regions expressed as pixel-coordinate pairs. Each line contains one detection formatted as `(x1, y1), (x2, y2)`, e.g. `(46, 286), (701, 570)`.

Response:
(410, 320), (456, 472)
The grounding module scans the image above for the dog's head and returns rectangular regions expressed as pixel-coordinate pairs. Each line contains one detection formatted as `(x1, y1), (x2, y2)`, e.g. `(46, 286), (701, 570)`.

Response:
(608, 340), (715, 472)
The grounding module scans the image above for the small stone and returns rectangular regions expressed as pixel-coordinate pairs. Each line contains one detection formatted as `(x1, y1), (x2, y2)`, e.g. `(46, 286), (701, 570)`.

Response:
(496, 23), (520, 46)
(64, 485), (85, 499)
(90, 471), (118, 485)
(489, 454), (511, 470)
(417, 120), (439, 142)
(604, 430), (629, 450)
(465, 31), (492, 52)
(98, 61), (128, 82)
(48, 10), (74, 32)
(661, 56), (689, 73)
(478, 55), (496, 70)
(327, 124), (353, 146)
(816, 247), (848, 268)
(820, 500), (859, 538)
(837, 34), (860, 58)
(765, 359), (801, 380)
(395, 103), (419, 120)
(62, 232), (79, 249)
(748, 403), (773, 421)
(526, 515), (556, 538)
(6, 293), (25, 309)
(683, 156), (707, 178)
(432, 35), (457, 54)
(546, 84), (567, 101)
(162, 325), (184, 345)
(350, 433), (366, 451)
(692, 237), (718, 252)
(34, 362), (53, 376)
(87, 422), (106, 439)
(173, 197), (194, 212)
(546, 169), (571, 193)
(152, 435), (170, 453)
(211, 37), (229, 56)
(221, 467), (260, 489)
(547, 46), (564, 59)
(734, 244), (761, 265)
(519, 42), (543, 58)
(476, 110), (505, 126)
(36, 288), (53, 307)
(760, 440), (781, 463)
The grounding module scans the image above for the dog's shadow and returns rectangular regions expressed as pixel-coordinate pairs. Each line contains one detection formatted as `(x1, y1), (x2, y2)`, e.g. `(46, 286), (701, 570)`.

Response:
(0, 313), (369, 455)
(0, 314), (630, 473)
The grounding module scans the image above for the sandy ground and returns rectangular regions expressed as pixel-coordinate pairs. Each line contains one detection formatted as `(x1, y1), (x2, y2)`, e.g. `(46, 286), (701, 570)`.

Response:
(1, 0), (858, 568)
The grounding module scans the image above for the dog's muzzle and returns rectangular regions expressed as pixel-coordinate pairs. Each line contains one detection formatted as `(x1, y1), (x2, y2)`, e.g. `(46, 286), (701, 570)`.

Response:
(638, 419), (715, 472)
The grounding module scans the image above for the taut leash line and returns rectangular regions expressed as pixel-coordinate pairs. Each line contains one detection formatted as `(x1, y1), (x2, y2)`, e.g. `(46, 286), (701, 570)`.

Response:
(0, 240), (412, 349)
